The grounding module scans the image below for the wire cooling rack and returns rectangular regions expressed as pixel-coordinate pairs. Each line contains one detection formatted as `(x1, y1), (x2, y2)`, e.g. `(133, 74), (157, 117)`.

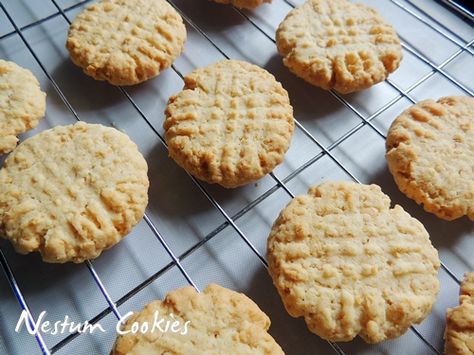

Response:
(0, 0), (472, 354)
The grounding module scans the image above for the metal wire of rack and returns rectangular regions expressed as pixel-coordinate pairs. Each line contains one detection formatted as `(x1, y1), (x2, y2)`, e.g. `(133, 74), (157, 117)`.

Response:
(0, 0), (472, 354)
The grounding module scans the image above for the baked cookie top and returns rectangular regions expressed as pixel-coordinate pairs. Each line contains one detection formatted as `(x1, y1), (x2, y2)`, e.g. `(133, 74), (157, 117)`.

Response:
(445, 272), (474, 355)
(0, 122), (149, 263)
(164, 60), (294, 188)
(112, 284), (284, 355)
(267, 181), (440, 343)
(211, 0), (271, 9)
(386, 96), (474, 221)
(66, 0), (186, 86)
(276, 0), (402, 94)
(0, 60), (46, 154)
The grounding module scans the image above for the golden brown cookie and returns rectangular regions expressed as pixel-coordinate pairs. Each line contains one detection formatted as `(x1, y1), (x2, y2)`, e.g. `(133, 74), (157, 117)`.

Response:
(0, 60), (46, 154)
(164, 60), (294, 188)
(0, 122), (149, 263)
(276, 0), (402, 94)
(386, 96), (474, 221)
(211, 0), (271, 9)
(267, 181), (440, 343)
(445, 272), (474, 355)
(112, 284), (284, 355)
(66, 0), (186, 86)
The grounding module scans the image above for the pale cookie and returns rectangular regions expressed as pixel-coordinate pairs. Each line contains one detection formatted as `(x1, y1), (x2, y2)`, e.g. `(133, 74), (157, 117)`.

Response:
(386, 96), (474, 221)
(267, 181), (440, 343)
(276, 0), (402, 94)
(445, 272), (474, 355)
(0, 60), (46, 154)
(164, 60), (294, 188)
(0, 122), (149, 263)
(211, 0), (271, 9)
(66, 0), (186, 86)
(112, 284), (284, 355)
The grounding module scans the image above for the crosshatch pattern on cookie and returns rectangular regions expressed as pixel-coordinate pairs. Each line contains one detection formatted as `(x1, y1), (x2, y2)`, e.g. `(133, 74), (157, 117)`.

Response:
(386, 96), (474, 221)
(112, 284), (285, 354)
(66, 0), (186, 85)
(267, 182), (440, 343)
(0, 122), (149, 263)
(276, 0), (402, 94)
(164, 60), (294, 188)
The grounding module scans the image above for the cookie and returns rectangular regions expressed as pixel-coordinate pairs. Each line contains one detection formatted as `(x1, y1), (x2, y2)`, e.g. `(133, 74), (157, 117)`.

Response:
(267, 181), (440, 343)
(112, 284), (284, 355)
(386, 96), (474, 221)
(276, 0), (402, 94)
(211, 0), (271, 9)
(0, 122), (149, 263)
(164, 60), (294, 188)
(66, 0), (186, 86)
(0, 60), (46, 154)
(445, 272), (474, 355)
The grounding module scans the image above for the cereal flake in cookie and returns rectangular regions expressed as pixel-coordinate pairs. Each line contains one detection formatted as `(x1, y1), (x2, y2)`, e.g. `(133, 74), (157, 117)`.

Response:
(445, 272), (474, 355)
(276, 0), (402, 94)
(0, 60), (46, 154)
(0, 122), (149, 263)
(267, 181), (440, 343)
(164, 60), (294, 188)
(386, 96), (474, 221)
(112, 284), (284, 355)
(66, 0), (186, 86)
(211, 0), (271, 9)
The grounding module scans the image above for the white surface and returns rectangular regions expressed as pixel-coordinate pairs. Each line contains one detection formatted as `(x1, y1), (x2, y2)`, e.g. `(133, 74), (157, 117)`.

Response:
(0, 0), (473, 354)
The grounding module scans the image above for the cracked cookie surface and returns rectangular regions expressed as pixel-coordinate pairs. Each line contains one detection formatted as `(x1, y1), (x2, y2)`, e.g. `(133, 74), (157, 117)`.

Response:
(66, 0), (186, 85)
(445, 272), (474, 355)
(276, 0), (402, 94)
(386, 96), (474, 221)
(0, 60), (46, 154)
(112, 284), (284, 355)
(267, 181), (440, 343)
(0, 122), (149, 263)
(164, 60), (294, 188)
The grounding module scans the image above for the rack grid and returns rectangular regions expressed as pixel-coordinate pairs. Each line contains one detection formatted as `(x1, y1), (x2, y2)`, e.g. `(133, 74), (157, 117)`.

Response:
(0, 0), (472, 354)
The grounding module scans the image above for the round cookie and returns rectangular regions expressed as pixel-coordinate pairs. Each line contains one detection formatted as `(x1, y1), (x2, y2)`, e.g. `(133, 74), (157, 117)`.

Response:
(386, 96), (474, 221)
(0, 122), (149, 263)
(211, 0), (271, 9)
(164, 60), (294, 188)
(267, 181), (440, 343)
(276, 0), (402, 94)
(66, 0), (186, 86)
(445, 272), (474, 355)
(0, 60), (46, 154)
(112, 284), (284, 355)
